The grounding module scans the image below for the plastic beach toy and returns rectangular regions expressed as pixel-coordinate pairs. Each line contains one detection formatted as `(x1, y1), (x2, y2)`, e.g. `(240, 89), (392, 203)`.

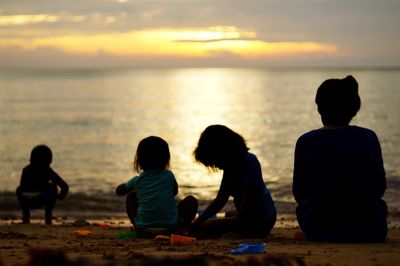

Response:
(74, 229), (93, 237)
(155, 235), (170, 241)
(92, 222), (110, 228)
(117, 231), (137, 239)
(231, 243), (266, 255)
(197, 210), (217, 219)
(170, 234), (196, 246)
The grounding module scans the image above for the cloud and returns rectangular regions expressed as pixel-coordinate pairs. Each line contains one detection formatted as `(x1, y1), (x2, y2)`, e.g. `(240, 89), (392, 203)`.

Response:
(0, 14), (59, 26)
(206, 49), (242, 59)
(0, 0), (399, 66)
(140, 8), (163, 20)
(175, 37), (255, 43)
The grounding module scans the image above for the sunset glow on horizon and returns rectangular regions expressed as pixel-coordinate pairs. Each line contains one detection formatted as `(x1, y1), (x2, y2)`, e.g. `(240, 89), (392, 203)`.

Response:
(0, 25), (337, 59)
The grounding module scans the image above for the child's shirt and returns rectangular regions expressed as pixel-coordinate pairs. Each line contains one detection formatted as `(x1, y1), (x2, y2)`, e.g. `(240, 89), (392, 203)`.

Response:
(19, 165), (69, 200)
(125, 169), (178, 228)
(219, 152), (276, 221)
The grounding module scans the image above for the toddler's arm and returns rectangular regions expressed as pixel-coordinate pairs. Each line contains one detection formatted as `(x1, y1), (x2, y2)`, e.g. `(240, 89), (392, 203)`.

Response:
(49, 169), (69, 200)
(115, 183), (131, 196)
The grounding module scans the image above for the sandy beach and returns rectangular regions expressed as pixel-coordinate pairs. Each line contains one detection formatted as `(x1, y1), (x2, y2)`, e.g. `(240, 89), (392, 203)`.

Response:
(1, 193), (400, 266)
(1, 215), (400, 266)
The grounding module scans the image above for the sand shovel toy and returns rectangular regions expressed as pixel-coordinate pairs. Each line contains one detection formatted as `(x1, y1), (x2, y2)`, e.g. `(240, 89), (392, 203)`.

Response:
(170, 234), (196, 246)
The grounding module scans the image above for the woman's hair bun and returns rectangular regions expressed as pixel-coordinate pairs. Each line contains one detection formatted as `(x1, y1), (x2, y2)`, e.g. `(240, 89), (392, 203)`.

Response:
(343, 75), (358, 88)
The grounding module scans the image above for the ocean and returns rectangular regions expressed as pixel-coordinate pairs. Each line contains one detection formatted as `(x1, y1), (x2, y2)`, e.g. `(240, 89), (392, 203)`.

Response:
(1, 67), (399, 216)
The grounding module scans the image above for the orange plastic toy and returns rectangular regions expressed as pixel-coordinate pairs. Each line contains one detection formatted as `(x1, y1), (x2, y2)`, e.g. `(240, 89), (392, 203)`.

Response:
(74, 229), (93, 237)
(170, 234), (196, 246)
(92, 222), (110, 228)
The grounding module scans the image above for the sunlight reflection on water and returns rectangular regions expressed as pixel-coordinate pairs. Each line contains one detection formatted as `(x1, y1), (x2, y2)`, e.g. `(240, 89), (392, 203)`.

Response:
(1, 68), (399, 205)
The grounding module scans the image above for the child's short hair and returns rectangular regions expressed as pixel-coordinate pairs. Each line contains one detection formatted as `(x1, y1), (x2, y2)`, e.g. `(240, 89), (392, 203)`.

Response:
(133, 136), (170, 172)
(315, 75), (361, 126)
(30, 145), (52, 167)
(194, 125), (249, 169)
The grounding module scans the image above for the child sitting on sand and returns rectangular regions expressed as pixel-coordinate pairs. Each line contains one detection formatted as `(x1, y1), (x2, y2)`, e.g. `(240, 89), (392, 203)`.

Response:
(292, 75), (388, 242)
(16, 145), (69, 225)
(187, 125), (276, 238)
(116, 136), (198, 236)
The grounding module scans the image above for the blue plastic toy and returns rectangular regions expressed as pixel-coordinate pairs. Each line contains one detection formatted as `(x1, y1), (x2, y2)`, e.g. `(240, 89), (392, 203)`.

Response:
(230, 242), (266, 255)
(197, 210), (217, 218)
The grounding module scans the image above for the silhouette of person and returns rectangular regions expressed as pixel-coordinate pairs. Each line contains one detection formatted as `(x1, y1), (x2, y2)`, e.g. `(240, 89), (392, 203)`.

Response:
(293, 76), (387, 242)
(16, 145), (69, 225)
(115, 136), (198, 237)
(187, 125), (276, 237)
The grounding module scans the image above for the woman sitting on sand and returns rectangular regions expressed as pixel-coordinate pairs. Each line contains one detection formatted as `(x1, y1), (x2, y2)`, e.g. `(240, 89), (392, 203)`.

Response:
(115, 136), (198, 237)
(187, 125), (276, 238)
(292, 75), (387, 242)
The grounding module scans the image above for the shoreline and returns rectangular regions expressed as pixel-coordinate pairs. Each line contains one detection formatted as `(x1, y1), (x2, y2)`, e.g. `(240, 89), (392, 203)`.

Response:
(1, 191), (400, 228)
(0, 190), (296, 217)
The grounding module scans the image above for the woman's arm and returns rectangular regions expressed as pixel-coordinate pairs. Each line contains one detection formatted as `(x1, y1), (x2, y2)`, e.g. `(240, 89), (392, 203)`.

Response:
(373, 135), (386, 198)
(292, 138), (307, 203)
(173, 178), (178, 196)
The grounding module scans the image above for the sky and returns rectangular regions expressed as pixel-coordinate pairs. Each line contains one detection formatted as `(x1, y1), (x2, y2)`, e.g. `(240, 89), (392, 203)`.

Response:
(0, 0), (399, 67)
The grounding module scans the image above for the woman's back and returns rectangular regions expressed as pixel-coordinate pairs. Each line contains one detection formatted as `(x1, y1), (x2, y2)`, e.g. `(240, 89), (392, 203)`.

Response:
(293, 125), (387, 242)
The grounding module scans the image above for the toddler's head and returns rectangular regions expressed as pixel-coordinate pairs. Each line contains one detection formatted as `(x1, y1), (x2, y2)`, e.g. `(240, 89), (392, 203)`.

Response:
(315, 75), (361, 126)
(30, 145), (53, 168)
(133, 136), (170, 172)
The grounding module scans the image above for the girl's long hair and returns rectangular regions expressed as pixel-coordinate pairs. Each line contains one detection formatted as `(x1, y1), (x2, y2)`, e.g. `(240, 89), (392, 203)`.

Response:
(194, 125), (248, 170)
